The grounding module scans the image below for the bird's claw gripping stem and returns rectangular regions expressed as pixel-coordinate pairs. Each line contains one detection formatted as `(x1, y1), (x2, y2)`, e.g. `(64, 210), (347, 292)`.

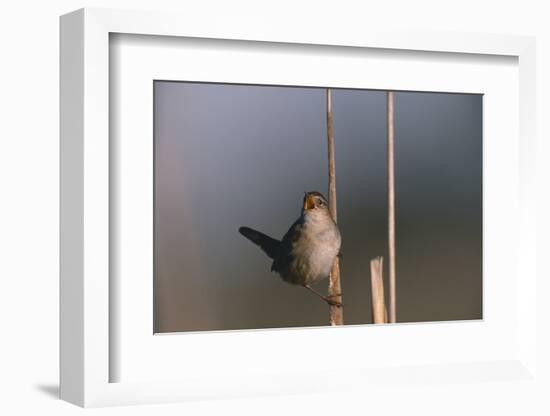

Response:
(304, 285), (343, 307)
(324, 295), (344, 307)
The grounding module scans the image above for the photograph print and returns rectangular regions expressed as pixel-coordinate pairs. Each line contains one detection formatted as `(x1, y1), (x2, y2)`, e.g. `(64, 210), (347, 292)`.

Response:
(153, 81), (482, 333)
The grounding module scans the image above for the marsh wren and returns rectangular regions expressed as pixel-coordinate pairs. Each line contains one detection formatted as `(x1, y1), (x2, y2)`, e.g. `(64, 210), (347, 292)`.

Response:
(239, 191), (342, 306)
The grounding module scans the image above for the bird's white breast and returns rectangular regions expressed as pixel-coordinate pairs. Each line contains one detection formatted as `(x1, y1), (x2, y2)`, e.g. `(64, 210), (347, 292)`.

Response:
(287, 211), (341, 285)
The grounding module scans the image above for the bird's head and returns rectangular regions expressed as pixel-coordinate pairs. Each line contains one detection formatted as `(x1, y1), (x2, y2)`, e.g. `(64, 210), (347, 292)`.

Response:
(302, 191), (330, 213)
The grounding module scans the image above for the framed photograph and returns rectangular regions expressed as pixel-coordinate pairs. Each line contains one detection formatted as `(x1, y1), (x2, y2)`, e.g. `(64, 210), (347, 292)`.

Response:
(60, 8), (537, 407)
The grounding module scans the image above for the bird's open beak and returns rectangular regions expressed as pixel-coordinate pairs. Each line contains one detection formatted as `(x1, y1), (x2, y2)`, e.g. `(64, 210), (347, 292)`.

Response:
(303, 193), (316, 210)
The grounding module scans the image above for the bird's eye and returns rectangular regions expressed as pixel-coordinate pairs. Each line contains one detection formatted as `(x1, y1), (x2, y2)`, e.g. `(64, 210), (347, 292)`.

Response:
(316, 198), (325, 207)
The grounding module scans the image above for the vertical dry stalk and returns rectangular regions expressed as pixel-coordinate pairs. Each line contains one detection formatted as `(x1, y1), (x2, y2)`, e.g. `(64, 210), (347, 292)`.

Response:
(387, 91), (397, 323)
(370, 257), (386, 324)
(326, 88), (344, 326)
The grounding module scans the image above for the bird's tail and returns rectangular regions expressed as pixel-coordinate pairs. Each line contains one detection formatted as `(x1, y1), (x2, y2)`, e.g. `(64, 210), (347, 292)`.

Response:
(238, 226), (281, 259)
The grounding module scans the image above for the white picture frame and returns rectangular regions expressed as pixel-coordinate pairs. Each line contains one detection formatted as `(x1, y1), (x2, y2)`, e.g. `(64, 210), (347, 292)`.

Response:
(60, 7), (537, 408)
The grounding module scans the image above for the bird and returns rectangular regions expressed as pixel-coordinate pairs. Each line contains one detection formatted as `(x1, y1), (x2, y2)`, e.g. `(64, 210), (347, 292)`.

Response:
(238, 191), (342, 306)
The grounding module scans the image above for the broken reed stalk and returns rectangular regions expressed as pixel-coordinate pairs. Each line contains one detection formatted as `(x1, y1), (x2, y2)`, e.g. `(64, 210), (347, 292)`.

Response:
(326, 88), (344, 326)
(370, 257), (386, 324)
(387, 91), (397, 323)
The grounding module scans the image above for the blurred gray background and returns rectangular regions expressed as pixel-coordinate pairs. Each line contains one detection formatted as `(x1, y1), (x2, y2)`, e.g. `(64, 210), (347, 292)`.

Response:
(154, 81), (482, 333)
